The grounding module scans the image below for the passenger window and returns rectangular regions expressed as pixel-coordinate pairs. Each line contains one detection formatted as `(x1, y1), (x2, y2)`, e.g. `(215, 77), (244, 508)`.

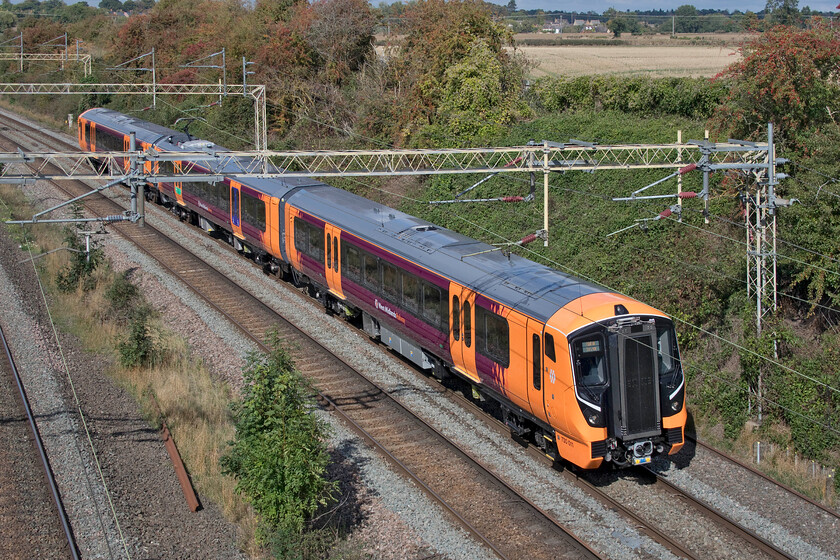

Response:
(382, 263), (399, 301)
(363, 254), (379, 291)
(333, 238), (338, 272)
(308, 223), (324, 263)
(463, 300), (472, 348)
(452, 295), (460, 341)
(402, 274), (419, 312)
(545, 333), (556, 362)
(294, 218), (307, 253)
(423, 284), (442, 327)
(344, 245), (361, 280)
(476, 306), (509, 367)
(532, 334), (541, 390)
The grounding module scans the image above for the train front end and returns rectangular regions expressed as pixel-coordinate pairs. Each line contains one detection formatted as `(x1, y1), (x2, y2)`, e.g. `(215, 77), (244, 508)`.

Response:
(546, 293), (686, 468)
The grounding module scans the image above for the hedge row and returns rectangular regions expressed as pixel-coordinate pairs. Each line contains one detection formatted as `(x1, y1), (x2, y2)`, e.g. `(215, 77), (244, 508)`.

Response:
(531, 75), (727, 119)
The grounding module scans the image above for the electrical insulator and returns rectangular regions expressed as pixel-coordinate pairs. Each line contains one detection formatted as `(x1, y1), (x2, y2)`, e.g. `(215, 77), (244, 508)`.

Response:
(678, 191), (698, 199)
(679, 163), (697, 174)
(502, 196), (524, 202)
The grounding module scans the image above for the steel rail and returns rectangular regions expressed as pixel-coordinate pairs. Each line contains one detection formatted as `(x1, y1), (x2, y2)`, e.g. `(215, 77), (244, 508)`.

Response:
(643, 466), (794, 559)
(689, 435), (840, 519)
(0, 324), (81, 560)
(0, 111), (600, 560)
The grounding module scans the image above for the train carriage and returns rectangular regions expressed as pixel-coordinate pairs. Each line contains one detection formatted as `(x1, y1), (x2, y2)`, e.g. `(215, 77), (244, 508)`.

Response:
(79, 108), (687, 469)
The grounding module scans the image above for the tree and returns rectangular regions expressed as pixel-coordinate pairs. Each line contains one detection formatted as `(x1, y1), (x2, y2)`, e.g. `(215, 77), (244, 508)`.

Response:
(506, 0), (516, 11)
(99, 0), (123, 12)
(712, 21), (840, 313)
(390, 0), (517, 141)
(711, 20), (840, 148)
(605, 8), (636, 37)
(674, 4), (700, 33)
(0, 10), (14, 30)
(221, 331), (337, 541)
(433, 38), (531, 142)
(765, 0), (801, 27)
(307, 0), (375, 85)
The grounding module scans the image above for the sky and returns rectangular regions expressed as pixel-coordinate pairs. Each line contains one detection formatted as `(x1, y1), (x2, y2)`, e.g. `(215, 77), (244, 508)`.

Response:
(473, 1), (840, 13)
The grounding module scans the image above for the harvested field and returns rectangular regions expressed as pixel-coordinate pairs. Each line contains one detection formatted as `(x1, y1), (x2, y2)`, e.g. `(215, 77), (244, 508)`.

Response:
(516, 44), (740, 79)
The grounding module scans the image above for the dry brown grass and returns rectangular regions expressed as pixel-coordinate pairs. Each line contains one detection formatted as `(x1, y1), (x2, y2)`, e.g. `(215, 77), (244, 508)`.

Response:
(0, 186), (262, 557)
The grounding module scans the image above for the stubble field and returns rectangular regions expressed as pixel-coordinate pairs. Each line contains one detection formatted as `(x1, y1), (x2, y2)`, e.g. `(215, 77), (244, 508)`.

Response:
(513, 33), (746, 78)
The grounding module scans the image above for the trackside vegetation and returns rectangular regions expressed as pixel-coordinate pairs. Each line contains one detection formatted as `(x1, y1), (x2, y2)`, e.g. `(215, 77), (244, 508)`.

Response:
(221, 331), (338, 553)
(0, 0), (838, 545)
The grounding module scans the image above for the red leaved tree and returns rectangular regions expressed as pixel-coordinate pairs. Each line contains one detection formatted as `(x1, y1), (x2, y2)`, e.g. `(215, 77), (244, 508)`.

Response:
(711, 20), (840, 150)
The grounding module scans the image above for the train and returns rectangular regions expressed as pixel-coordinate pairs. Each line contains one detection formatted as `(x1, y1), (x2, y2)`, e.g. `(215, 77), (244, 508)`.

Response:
(78, 108), (687, 469)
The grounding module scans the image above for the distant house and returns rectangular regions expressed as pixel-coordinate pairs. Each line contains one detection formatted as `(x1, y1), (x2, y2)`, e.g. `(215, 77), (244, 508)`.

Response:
(541, 18), (565, 34)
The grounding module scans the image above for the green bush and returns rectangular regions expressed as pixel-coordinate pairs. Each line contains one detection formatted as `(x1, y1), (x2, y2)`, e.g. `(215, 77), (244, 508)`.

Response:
(531, 76), (726, 119)
(221, 330), (337, 546)
(104, 270), (140, 323)
(55, 225), (104, 293)
(117, 305), (165, 368)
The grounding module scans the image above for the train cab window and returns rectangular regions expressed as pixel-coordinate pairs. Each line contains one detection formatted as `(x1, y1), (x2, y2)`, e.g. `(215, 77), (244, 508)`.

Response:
(656, 326), (679, 375)
(402, 274), (420, 313)
(544, 333), (556, 362)
(363, 254), (379, 291)
(463, 300), (472, 348)
(422, 284), (442, 327)
(382, 263), (399, 301)
(343, 245), (361, 281)
(573, 336), (608, 387)
(476, 306), (509, 368)
(532, 334), (541, 390)
(452, 296), (460, 341)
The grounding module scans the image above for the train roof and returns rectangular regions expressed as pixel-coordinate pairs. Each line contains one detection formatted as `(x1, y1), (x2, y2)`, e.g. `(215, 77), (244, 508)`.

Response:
(81, 108), (608, 320)
(287, 185), (604, 321)
(80, 108), (317, 198)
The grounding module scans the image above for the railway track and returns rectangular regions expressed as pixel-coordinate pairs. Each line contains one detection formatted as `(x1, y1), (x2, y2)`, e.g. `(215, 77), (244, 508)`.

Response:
(1, 108), (835, 559)
(0, 323), (79, 559)
(0, 111), (600, 560)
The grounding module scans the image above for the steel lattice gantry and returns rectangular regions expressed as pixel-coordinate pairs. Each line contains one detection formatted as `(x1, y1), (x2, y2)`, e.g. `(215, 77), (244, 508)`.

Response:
(0, 82), (267, 150)
(0, 53), (92, 76)
(0, 138), (771, 243)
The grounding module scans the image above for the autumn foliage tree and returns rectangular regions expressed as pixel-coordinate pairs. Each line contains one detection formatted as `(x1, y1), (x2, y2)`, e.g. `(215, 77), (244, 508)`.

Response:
(711, 20), (840, 149)
(386, 0), (527, 144)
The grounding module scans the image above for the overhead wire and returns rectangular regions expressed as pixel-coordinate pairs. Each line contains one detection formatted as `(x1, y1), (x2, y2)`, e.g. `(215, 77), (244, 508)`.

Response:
(69, 39), (840, 431)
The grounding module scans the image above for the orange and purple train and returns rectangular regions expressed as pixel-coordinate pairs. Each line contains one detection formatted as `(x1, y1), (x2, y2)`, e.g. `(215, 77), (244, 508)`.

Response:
(79, 108), (686, 469)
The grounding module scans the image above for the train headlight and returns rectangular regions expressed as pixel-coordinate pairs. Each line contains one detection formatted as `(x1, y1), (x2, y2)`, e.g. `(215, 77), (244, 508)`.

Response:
(586, 412), (602, 426)
(671, 400), (681, 412)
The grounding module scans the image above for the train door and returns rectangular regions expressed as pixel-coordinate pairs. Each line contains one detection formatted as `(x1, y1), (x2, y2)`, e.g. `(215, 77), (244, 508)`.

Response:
(122, 135), (131, 172)
(173, 161), (184, 206)
(89, 123), (96, 151)
(448, 281), (478, 383)
(542, 324), (570, 434)
(324, 224), (343, 298)
(230, 181), (243, 238)
(78, 118), (85, 149)
(526, 318), (549, 424)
